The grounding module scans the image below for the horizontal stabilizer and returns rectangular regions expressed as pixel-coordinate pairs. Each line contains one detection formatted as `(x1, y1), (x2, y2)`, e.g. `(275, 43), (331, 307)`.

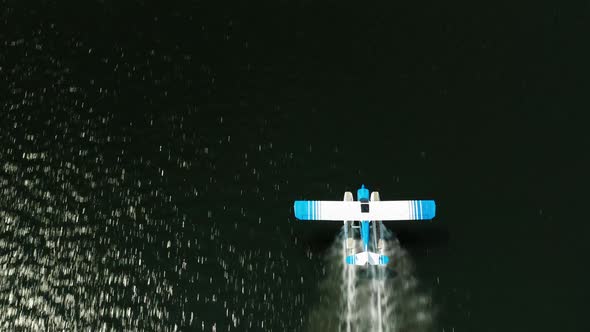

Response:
(346, 252), (389, 266)
(294, 200), (436, 221)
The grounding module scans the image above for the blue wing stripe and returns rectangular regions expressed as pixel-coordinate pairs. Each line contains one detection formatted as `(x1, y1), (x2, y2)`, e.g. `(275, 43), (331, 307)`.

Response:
(415, 200), (437, 220)
(315, 200), (318, 220)
(422, 201), (425, 219)
(314, 200), (317, 220)
(315, 200), (319, 220)
(420, 201), (424, 219)
(315, 201), (318, 220)
(316, 200), (319, 220)
(419, 200), (422, 220)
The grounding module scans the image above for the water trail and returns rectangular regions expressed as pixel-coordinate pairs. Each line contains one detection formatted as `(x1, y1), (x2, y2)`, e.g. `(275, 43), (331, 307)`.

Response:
(343, 232), (357, 332)
(306, 226), (434, 332)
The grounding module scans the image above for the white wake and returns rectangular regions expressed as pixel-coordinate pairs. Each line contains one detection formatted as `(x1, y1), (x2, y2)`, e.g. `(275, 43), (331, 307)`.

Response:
(306, 227), (434, 332)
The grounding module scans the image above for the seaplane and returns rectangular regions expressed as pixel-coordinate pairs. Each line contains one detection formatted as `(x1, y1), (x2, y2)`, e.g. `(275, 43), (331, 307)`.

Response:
(294, 185), (436, 266)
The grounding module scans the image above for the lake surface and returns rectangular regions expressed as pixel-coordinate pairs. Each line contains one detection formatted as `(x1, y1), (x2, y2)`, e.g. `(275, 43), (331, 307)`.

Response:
(1, 2), (588, 331)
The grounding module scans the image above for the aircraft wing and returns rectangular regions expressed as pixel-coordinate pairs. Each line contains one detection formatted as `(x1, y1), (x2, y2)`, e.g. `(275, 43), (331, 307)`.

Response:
(293, 200), (436, 221)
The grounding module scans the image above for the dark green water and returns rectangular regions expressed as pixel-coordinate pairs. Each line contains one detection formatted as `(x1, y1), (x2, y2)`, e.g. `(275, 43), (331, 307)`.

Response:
(1, 1), (589, 331)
